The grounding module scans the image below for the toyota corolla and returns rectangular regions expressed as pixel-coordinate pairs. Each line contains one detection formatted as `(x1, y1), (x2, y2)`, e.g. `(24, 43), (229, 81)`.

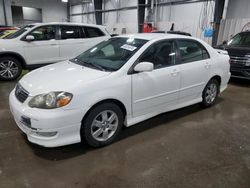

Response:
(9, 34), (231, 147)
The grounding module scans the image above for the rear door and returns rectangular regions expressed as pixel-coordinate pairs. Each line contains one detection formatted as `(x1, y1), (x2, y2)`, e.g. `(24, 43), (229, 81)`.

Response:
(176, 39), (211, 103)
(58, 25), (86, 60)
(58, 25), (108, 61)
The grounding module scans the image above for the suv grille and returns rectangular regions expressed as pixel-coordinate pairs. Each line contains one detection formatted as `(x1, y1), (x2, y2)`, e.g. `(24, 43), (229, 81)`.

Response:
(15, 83), (29, 103)
(230, 55), (250, 68)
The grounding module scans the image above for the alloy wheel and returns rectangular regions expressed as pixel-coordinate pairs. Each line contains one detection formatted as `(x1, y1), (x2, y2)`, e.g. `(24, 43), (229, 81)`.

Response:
(0, 60), (19, 79)
(91, 110), (119, 142)
(205, 83), (217, 104)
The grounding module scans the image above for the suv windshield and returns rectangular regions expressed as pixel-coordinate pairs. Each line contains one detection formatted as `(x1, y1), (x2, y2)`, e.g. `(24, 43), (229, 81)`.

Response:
(73, 37), (148, 71)
(228, 32), (250, 47)
(5, 25), (34, 39)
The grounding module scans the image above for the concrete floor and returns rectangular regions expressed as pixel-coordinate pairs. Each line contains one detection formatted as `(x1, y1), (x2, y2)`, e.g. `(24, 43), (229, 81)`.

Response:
(0, 78), (250, 188)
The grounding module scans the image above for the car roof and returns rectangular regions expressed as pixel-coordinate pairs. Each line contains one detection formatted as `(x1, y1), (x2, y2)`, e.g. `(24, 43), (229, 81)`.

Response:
(115, 33), (193, 41)
(30, 22), (106, 28)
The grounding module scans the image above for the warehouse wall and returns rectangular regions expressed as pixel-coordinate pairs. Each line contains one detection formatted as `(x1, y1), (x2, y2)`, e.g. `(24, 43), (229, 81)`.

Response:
(156, 1), (215, 44)
(71, 2), (95, 24)
(217, 0), (250, 45)
(0, 0), (67, 26)
(70, 0), (138, 34)
(0, 0), (5, 25)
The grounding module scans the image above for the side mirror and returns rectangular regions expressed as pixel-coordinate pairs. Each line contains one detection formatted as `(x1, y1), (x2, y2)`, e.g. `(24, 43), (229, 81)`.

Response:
(134, 62), (154, 72)
(25, 35), (35, 42)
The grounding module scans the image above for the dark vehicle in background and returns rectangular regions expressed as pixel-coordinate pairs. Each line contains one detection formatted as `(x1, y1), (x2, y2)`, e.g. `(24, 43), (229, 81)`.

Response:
(151, 30), (192, 36)
(218, 31), (250, 80)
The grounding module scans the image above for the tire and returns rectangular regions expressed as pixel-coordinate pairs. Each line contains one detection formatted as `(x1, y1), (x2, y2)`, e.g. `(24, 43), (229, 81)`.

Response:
(201, 79), (219, 107)
(81, 103), (124, 147)
(0, 56), (22, 81)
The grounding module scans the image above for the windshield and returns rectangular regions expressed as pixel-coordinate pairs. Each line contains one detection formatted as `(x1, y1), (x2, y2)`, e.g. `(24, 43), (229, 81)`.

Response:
(73, 37), (148, 71)
(228, 32), (250, 47)
(5, 25), (34, 39)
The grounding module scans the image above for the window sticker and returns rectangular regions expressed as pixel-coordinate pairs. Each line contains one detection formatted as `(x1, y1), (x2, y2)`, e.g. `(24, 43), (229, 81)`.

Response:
(121, 44), (137, 51)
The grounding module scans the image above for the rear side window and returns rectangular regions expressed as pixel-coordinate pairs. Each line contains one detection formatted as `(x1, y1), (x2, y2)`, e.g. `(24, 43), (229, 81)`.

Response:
(84, 27), (105, 38)
(60, 26), (84, 39)
(178, 40), (209, 63)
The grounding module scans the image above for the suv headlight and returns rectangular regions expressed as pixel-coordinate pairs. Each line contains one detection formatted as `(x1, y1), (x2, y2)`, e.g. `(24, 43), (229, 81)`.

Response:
(28, 91), (73, 109)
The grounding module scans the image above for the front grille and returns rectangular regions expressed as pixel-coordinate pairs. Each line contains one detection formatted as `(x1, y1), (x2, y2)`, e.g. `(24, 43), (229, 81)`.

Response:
(230, 55), (250, 68)
(15, 83), (29, 103)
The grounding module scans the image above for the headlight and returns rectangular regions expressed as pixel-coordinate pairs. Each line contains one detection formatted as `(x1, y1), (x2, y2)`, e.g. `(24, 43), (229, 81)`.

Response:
(28, 91), (73, 109)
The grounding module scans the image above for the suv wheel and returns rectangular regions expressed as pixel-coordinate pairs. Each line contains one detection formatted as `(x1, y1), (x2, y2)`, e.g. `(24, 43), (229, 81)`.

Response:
(81, 103), (124, 147)
(0, 56), (22, 81)
(201, 79), (219, 107)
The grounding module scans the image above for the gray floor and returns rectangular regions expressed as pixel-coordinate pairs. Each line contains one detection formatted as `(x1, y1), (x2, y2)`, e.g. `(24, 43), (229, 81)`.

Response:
(0, 78), (250, 188)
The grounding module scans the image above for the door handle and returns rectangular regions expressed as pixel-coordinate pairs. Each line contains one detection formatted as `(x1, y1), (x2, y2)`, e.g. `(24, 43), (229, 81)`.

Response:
(170, 69), (180, 76)
(50, 43), (57, 46)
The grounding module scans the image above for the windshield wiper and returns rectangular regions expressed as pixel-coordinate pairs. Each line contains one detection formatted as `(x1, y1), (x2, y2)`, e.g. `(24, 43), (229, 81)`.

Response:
(72, 58), (107, 71)
(87, 62), (107, 71)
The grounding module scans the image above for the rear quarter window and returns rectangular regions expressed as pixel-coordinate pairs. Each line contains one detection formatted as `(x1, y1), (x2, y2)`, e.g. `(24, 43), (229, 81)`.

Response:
(84, 27), (105, 38)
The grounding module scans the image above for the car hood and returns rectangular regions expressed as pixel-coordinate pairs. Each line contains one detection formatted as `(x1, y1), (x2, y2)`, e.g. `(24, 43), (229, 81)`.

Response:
(225, 46), (250, 56)
(19, 61), (111, 96)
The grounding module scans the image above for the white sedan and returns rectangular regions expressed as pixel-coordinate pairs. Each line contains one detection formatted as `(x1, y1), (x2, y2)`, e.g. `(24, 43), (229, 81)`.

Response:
(9, 33), (231, 148)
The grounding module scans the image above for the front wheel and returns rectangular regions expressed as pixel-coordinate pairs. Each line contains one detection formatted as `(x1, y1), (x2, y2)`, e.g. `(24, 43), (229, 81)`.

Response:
(201, 79), (219, 107)
(0, 56), (22, 81)
(81, 103), (124, 147)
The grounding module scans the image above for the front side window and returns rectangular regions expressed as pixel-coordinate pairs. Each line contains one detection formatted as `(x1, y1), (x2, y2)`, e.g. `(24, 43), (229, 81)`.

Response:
(61, 26), (84, 39)
(84, 27), (104, 38)
(73, 37), (148, 71)
(178, 40), (209, 63)
(138, 40), (176, 69)
(28, 25), (56, 41)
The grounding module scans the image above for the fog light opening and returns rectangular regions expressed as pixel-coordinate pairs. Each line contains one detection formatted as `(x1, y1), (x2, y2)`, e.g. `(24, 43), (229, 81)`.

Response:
(35, 131), (58, 137)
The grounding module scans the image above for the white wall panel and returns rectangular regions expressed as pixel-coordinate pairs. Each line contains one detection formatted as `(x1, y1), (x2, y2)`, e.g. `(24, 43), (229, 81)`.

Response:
(103, 9), (137, 34)
(71, 5), (82, 14)
(226, 0), (250, 19)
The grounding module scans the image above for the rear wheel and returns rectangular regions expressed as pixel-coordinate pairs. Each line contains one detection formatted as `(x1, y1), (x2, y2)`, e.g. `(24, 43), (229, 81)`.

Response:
(81, 103), (124, 147)
(201, 79), (219, 107)
(0, 56), (22, 81)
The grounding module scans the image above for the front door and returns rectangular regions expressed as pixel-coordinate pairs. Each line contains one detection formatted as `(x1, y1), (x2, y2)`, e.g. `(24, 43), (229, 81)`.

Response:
(132, 40), (181, 117)
(23, 25), (60, 65)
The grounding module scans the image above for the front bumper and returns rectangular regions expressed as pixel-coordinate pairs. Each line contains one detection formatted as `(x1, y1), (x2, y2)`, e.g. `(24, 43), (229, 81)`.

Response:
(9, 90), (83, 147)
(230, 62), (250, 79)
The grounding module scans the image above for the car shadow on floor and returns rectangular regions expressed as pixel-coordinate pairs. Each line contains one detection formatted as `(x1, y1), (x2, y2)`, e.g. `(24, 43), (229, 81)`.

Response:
(229, 78), (250, 87)
(28, 98), (223, 161)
